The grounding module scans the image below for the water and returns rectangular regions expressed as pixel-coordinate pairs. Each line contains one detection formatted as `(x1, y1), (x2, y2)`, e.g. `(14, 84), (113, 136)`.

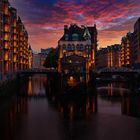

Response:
(0, 74), (140, 140)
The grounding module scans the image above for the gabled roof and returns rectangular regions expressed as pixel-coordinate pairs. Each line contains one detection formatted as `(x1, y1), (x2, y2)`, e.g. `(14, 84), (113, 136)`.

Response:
(59, 24), (97, 42)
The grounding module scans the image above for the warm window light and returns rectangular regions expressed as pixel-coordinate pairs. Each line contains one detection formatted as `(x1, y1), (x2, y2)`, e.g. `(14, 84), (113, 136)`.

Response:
(14, 41), (17, 47)
(4, 33), (9, 40)
(14, 48), (17, 53)
(14, 56), (17, 62)
(13, 35), (16, 40)
(70, 76), (73, 81)
(4, 53), (8, 61)
(4, 25), (9, 32)
(4, 42), (8, 49)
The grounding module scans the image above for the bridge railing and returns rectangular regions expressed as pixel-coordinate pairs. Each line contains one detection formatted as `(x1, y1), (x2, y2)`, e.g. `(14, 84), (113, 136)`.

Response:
(95, 67), (139, 73)
(17, 68), (57, 74)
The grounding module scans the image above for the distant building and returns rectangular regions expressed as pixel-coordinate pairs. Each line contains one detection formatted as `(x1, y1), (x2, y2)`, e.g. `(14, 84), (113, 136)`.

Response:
(121, 32), (133, 66)
(38, 53), (47, 68)
(41, 48), (53, 55)
(28, 45), (33, 69)
(96, 44), (121, 69)
(58, 24), (97, 73)
(32, 48), (48, 69)
(32, 53), (40, 69)
(96, 48), (108, 69)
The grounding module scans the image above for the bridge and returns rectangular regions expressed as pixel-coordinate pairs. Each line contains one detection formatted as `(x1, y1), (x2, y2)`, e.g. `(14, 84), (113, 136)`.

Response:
(17, 68), (57, 75)
(16, 67), (140, 83)
(97, 67), (139, 73)
(93, 67), (140, 82)
(95, 67), (139, 75)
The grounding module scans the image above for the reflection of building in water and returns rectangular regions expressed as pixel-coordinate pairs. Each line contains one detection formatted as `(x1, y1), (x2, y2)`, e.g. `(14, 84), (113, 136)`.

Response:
(108, 83), (113, 96)
(122, 96), (140, 117)
(66, 75), (89, 87)
(28, 76), (33, 96)
(2, 97), (28, 140)
(27, 75), (47, 96)
(58, 95), (97, 120)
(67, 76), (77, 87)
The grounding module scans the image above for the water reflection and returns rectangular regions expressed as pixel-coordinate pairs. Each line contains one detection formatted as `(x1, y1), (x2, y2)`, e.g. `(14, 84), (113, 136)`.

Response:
(57, 94), (97, 120)
(122, 96), (140, 117)
(67, 76), (77, 87)
(0, 97), (28, 140)
(0, 74), (140, 140)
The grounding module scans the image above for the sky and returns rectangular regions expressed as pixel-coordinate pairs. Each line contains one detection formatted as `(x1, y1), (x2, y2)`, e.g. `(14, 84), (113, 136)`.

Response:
(9, 0), (140, 51)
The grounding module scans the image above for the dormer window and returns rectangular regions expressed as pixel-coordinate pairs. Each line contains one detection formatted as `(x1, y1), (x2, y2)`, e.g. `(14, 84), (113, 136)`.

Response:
(72, 33), (79, 41)
(65, 34), (69, 40)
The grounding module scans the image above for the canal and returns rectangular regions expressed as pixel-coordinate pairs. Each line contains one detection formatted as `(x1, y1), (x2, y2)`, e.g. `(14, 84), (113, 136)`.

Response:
(0, 74), (140, 140)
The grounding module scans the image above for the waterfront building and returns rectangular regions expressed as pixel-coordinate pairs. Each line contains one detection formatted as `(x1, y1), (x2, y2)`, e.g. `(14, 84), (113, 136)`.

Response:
(0, 0), (3, 80)
(17, 17), (29, 70)
(58, 24), (97, 73)
(121, 32), (133, 66)
(96, 44), (121, 69)
(28, 45), (33, 69)
(10, 7), (17, 72)
(132, 17), (140, 67)
(3, 0), (10, 75)
(0, 0), (32, 81)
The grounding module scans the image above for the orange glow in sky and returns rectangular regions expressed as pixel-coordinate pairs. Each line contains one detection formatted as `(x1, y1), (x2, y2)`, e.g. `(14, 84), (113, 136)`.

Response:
(9, 0), (140, 51)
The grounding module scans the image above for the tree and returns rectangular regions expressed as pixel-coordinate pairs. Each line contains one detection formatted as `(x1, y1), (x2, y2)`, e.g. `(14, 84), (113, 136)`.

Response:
(44, 48), (59, 68)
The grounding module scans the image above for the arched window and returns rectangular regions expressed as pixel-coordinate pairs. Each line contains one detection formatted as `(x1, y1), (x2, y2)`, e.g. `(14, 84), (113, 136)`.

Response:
(67, 44), (71, 50)
(72, 44), (75, 50)
(63, 44), (66, 49)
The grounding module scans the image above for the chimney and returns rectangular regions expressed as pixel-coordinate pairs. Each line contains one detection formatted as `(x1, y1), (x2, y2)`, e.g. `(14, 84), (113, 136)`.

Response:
(64, 25), (68, 34)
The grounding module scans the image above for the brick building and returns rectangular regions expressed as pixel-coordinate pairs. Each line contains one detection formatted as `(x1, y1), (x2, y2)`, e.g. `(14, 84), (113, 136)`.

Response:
(58, 24), (97, 74)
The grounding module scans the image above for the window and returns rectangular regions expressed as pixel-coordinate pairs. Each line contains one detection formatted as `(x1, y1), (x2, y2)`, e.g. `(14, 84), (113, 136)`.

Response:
(65, 34), (69, 40)
(72, 34), (79, 41)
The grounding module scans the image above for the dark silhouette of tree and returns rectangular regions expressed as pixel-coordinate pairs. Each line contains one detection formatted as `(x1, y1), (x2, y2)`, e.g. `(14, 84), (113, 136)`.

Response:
(44, 48), (59, 68)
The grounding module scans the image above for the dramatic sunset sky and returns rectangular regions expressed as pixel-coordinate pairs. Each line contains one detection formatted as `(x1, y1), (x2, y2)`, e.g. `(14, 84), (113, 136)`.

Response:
(9, 0), (140, 51)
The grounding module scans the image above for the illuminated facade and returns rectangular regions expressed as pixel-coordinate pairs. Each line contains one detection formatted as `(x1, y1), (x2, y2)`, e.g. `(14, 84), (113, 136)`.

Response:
(0, 0), (32, 81)
(17, 17), (29, 70)
(0, 0), (3, 80)
(28, 45), (33, 69)
(58, 24), (97, 73)
(96, 44), (121, 69)
(10, 7), (17, 72)
(121, 32), (133, 66)
(3, 0), (10, 75)
(132, 17), (140, 66)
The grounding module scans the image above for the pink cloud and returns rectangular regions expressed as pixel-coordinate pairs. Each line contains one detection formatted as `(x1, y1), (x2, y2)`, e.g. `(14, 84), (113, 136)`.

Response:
(9, 0), (140, 51)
